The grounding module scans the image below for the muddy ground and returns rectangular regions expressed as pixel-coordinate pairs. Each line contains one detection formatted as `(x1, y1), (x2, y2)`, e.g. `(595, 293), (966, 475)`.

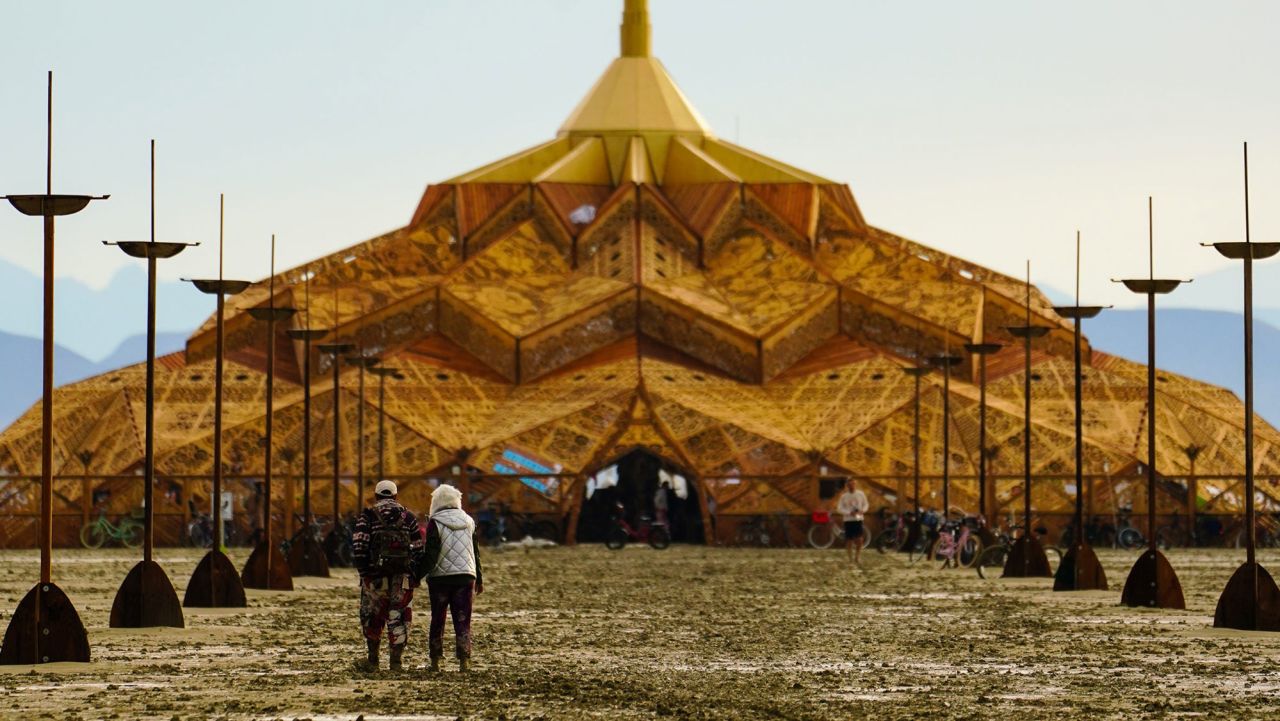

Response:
(0, 544), (1277, 720)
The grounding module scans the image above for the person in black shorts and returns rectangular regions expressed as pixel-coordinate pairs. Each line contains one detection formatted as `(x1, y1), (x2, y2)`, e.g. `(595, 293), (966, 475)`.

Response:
(835, 477), (869, 567)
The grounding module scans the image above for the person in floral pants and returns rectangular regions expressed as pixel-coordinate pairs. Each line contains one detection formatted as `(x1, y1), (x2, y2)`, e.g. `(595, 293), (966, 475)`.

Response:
(353, 480), (424, 670)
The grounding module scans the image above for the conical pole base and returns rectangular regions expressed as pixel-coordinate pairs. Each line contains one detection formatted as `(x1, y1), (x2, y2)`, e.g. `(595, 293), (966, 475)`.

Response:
(241, 542), (294, 591)
(0, 582), (90, 665)
(183, 550), (247, 608)
(1213, 562), (1280, 631)
(288, 535), (331, 577)
(323, 530), (350, 567)
(1120, 548), (1185, 609)
(1053, 542), (1108, 591)
(109, 560), (185, 628)
(1002, 534), (1052, 578)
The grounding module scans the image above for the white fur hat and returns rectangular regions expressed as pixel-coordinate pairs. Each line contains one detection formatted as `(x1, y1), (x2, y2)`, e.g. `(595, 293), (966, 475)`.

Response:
(430, 483), (463, 515)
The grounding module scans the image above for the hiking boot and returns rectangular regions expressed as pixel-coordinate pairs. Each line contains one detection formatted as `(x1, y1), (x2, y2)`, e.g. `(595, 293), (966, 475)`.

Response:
(458, 658), (470, 673)
(429, 657), (440, 673)
(365, 639), (380, 669)
(389, 644), (404, 671)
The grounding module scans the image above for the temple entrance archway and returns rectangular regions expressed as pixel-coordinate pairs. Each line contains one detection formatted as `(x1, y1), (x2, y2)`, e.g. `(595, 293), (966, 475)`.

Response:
(575, 450), (704, 544)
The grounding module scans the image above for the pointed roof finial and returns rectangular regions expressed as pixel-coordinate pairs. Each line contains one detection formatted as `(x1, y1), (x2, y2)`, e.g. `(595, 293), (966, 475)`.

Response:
(621, 0), (651, 57)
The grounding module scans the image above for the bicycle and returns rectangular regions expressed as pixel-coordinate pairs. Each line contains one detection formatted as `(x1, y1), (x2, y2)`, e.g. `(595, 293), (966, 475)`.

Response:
(80, 510), (144, 549)
(807, 510), (845, 549)
(872, 510), (914, 553)
(734, 515), (774, 547)
(974, 524), (1062, 578)
(280, 515), (326, 558)
(1113, 507), (1145, 549)
(919, 518), (982, 569)
(606, 507), (670, 550)
(325, 515), (356, 567)
(476, 502), (559, 545)
(1058, 515), (1115, 550)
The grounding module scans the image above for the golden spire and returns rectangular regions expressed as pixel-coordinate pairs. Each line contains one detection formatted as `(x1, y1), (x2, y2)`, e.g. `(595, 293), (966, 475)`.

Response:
(621, 0), (651, 57)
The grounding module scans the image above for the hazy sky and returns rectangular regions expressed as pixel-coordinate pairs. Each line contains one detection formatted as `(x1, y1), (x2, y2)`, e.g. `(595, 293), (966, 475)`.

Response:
(2, 0), (1279, 310)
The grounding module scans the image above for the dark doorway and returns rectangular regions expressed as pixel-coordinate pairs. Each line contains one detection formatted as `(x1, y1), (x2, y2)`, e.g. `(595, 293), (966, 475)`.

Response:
(575, 449), (704, 544)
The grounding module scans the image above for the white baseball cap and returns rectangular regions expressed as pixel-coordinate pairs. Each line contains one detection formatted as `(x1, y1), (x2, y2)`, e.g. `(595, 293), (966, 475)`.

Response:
(374, 480), (398, 497)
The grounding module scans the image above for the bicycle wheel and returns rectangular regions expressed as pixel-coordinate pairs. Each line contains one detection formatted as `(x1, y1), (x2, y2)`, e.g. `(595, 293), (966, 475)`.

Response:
(808, 523), (836, 550)
(1118, 528), (1143, 550)
(975, 545), (1007, 579)
(648, 526), (671, 550)
(909, 538), (933, 564)
(606, 526), (627, 550)
(120, 521), (143, 549)
(80, 522), (106, 549)
(872, 530), (897, 554)
(958, 536), (982, 568)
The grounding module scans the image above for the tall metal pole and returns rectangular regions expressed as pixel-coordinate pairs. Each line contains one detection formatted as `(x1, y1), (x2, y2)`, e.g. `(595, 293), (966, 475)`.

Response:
(1003, 262), (1051, 578)
(1118, 197), (1187, 608)
(0, 71), (105, 664)
(901, 365), (931, 551)
(345, 355), (379, 506)
(964, 342), (1002, 532)
(378, 371), (388, 480)
(1210, 142), (1280, 630)
(356, 362), (366, 502)
(317, 288), (354, 565)
(106, 140), (194, 628)
(242, 237), (296, 590)
(928, 354), (961, 519)
(1052, 232), (1107, 591)
(40, 77), (54, 586)
(183, 197), (250, 607)
(284, 275), (330, 576)
(143, 145), (157, 562)
(369, 366), (401, 482)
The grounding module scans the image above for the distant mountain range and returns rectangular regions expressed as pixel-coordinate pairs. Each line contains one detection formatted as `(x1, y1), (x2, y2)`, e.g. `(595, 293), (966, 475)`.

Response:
(0, 257), (211, 362)
(1084, 308), (1279, 425)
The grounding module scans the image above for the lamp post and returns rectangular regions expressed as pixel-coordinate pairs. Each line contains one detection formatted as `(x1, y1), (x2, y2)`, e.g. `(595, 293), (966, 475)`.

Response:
(0, 72), (106, 665)
(927, 353), (962, 524)
(1116, 198), (1187, 610)
(345, 355), (381, 508)
(241, 235), (295, 590)
(1210, 143), (1280, 630)
(368, 367), (405, 482)
(963, 341), (1002, 547)
(183, 194), (250, 607)
(1052, 231), (1108, 592)
(318, 340), (354, 566)
(899, 365), (931, 553)
(104, 140), (197, 629)
(1002, 261), (1052, 578)
(285, 308), (330, 577)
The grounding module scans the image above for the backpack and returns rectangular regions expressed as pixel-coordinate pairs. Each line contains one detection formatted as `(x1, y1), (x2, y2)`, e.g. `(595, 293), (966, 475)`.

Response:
(367, 509), (412, 575)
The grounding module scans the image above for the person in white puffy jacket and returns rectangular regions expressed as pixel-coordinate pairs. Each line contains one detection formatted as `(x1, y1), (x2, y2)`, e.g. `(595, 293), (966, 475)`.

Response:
(419, 483), (483, 672)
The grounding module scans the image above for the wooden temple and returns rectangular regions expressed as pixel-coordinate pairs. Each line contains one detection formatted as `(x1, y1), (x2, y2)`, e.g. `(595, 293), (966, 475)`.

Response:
(2, 0), (1278, 546)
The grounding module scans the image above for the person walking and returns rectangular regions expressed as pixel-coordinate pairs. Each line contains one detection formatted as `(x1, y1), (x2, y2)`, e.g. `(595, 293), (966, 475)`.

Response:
(653, 479), (670, 526)
(836, 477), (869, 567)
(352, 480), (424, 671)
(420, 483), (483, 672)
